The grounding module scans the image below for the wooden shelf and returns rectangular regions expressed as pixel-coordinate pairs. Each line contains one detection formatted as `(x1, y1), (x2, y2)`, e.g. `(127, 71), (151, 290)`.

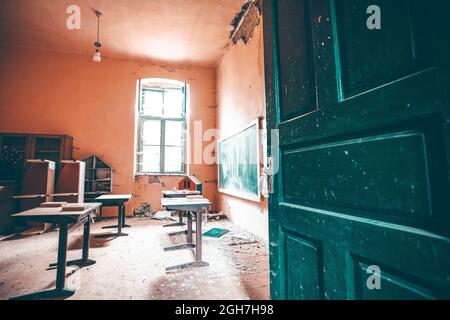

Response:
(51, 193), (79, 197)
(81, 155), (113, 194)
(13, 194), (47, 199)
(60, 160), (83, 164)
(27, 159), (54, 164)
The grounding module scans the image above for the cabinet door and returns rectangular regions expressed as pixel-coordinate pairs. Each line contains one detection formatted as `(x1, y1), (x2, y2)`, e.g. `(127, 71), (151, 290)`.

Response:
(0, 133), (30, 181)
(33, 135), (73, 161)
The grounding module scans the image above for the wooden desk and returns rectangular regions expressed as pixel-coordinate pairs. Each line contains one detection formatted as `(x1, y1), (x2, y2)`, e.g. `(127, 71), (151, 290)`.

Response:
(161, 198), (210, 271)
(162, 190), (201, 229)
(95, 194), (132, 237)
(10, 203), (101, 300)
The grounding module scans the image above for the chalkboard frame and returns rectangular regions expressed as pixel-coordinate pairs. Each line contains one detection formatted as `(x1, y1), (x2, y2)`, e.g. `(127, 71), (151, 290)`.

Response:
(217, 118), (261, 202)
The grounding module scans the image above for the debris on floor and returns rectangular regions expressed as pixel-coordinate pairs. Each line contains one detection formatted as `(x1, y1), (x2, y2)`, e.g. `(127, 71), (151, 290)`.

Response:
(200, 221), (269, 277)
(151, 211), (175, 221)
(207, 211), (227, 221)
(0, 217), (270, 300)
(226, 234), (259, 246)
(133, 202), (152, 217)
(203, 227), (230, 238)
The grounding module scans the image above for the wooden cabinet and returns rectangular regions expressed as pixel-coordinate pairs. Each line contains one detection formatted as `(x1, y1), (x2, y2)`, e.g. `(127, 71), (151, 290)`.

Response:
(0, 133), (73, 183)
(31, 134), (73, 162)
(14, 160), (56, 211)
(0, 133), (73, 161)
(0, 184), (18, 234)
(53, 160), (85, 203)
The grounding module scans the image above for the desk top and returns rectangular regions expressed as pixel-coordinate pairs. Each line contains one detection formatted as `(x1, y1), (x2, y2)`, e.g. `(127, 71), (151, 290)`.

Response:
(96, 194), (132, 201)
(12, 203), (102, 224)
(161, 197), (210, 211)
(162, 190), (201, 198)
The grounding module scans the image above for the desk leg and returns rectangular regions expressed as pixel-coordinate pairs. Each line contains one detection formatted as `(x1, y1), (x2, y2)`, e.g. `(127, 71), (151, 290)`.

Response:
(82, 218), (92, 261)
(96, 207), (103, 221)
(187, 211), (193, 244)
(118, 206), (122, 234)
(102, 204), (131, 229)
(97, 205), (128, 238)
(168, 211), (196, 236)
(11, 224), (75, 300)
(165, 210), (209, 272)
(117, 205), (128, 237)
(163, 211), (197, 252)
(49, 218), (96, 268)
(56, 224), (69, 291)
(121, 207), (131, 228)
(195, 211), (202, 262)
(163, 210), (186, 227)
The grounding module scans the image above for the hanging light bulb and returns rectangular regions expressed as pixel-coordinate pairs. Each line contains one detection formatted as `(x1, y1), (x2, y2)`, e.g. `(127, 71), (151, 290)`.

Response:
(93, 49), (101, 63)
(93, 10), (102, 63)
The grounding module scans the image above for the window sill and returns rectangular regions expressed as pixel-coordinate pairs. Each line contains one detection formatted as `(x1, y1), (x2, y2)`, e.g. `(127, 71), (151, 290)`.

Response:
(135, 173), (188, 177)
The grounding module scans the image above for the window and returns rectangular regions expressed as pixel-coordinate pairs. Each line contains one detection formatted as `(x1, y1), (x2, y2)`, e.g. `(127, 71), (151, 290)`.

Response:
(136, 79), (188, 174)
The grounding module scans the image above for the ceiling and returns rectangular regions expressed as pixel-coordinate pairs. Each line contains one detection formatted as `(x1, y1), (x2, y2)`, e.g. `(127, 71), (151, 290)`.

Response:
(0, 0), (245, 66)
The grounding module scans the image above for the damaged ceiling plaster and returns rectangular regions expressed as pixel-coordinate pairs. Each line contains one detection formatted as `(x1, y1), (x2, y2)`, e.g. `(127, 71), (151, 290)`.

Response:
(230, 0), (262, 45)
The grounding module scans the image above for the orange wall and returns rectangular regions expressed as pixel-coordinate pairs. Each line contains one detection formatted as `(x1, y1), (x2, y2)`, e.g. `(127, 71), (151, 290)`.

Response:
(216, 23), (268, 240)
(0, 48), (217, 216)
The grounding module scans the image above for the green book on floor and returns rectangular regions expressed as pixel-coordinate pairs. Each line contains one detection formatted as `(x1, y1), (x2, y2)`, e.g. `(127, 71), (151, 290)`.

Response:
(203, 228), (230, 238)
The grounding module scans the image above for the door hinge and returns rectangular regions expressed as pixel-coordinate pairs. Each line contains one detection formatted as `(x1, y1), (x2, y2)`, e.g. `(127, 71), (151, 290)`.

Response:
(264, 156), (274, 195)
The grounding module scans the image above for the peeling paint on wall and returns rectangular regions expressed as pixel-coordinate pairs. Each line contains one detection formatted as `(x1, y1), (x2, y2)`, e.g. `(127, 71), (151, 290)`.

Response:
(147, 176), (166, 187)
(230, 0), (262, 45)
(217, 19), (268, 240)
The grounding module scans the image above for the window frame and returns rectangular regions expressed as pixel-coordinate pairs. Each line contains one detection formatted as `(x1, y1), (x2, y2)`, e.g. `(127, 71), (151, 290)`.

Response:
(136, 82), (188, 175)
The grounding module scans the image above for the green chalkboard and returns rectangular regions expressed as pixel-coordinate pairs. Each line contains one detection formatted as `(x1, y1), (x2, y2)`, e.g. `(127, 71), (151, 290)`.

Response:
(218, 119), (260, 202)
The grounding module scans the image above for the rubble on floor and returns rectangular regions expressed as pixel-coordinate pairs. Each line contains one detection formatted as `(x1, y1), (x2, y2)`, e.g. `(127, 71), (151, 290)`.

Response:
(151, 211), (175, 221)
(204, 219), (268, 276)
(0, 216), (269, 300)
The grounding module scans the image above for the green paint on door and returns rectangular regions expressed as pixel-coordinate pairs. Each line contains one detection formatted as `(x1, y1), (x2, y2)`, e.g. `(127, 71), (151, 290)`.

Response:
(263, 0), (450, 300)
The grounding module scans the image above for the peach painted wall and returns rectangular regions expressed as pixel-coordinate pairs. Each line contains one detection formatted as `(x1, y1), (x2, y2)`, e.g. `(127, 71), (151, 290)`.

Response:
(0, 48), (217, 216)
(216, 22), (268, 240)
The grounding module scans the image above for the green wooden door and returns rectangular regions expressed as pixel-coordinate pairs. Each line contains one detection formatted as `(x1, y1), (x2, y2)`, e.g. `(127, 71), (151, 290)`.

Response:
(263, 0), (450, 300)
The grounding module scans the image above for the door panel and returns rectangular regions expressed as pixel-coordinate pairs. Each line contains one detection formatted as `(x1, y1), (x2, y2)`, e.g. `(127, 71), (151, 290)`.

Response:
(279, 229), (325, 300)
(333, 0), (433, 98)
(263, 0), (450, 300)
(283, 132), (431, 214)
(352, 259), (440, 300)
(276, 0), (317, 119)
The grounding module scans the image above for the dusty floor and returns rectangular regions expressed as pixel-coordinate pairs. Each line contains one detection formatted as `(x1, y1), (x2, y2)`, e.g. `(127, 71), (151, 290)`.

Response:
(0, 216), (270, 300)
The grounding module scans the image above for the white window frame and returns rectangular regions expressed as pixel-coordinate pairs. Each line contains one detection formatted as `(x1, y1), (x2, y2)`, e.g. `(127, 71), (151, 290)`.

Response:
(136, 80), (188, 175)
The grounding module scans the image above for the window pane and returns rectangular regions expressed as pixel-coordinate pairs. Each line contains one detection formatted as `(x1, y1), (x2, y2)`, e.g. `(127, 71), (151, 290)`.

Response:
(142, 90), (163, 117)
(165, 147), (183, 172)
(141, 146), (160, 172)
(165, 121), (183, 146)
(142, 120), (161, 145)
(164, 89), (184, 118)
